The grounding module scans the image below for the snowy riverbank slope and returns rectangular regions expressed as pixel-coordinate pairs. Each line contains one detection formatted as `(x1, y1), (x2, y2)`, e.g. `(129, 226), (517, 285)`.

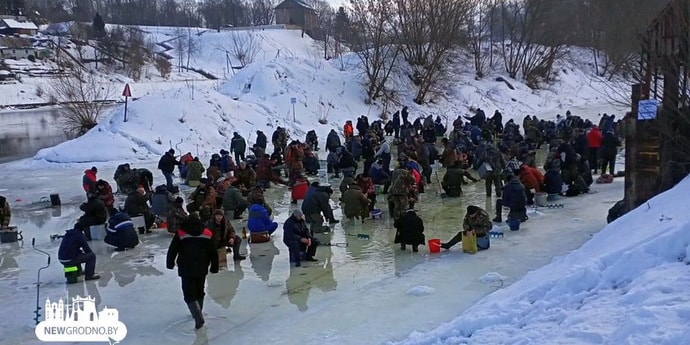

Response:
(396, 177), (690, 345)
(32, 27), (625, 164)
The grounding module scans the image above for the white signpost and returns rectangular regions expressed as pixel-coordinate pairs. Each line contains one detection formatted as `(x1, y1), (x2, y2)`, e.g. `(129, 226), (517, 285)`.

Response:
(638, 99), (658, 120)
(290, 97), (297, 122)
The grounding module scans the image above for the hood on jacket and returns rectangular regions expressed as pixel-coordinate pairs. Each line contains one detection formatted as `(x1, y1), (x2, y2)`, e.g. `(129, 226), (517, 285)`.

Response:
(182, 215), (205, 236)
(155, 185), (169, 194)
(108, 212), (134, 232)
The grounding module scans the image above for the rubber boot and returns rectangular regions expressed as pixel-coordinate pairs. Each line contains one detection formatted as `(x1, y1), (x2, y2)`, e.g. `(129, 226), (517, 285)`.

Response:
(493, 199), (502, 223)
(186, 302), (205, 329)
(441, 232), (463, 249)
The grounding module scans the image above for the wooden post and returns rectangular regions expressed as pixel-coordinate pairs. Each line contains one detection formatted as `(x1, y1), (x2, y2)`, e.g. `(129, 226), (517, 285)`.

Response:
(624, 84), (640, 212)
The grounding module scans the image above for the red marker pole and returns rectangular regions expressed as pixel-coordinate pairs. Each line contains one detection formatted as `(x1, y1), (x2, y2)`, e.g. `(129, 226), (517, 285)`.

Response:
(122, 83), (132, 122)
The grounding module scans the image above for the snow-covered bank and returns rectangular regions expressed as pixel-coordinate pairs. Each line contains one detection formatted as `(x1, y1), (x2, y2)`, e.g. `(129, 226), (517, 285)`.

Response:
(32, 86), (274, 163)
(30, 29), (628, 164)
(395, 177), (690, 345)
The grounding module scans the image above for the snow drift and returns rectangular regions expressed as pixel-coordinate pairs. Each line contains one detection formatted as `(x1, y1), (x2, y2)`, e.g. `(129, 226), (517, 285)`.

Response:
(32, 28), (626, 164)
(33, 87), (274, 163)
(395, 177), (690, 345)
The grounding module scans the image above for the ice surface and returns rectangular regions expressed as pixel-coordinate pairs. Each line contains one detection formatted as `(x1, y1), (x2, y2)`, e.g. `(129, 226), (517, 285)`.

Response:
(0, 154), (623, 345)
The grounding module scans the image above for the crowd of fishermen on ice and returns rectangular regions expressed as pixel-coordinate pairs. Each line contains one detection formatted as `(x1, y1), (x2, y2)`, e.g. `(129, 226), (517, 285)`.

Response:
(52, 105), (623, 329)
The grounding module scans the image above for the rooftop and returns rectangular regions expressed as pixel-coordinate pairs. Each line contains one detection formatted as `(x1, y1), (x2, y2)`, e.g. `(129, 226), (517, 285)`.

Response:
(1, 19), (38, 30)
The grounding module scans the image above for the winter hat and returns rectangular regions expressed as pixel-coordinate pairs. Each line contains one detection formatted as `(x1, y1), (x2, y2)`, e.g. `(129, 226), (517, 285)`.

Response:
(214, 209), (224, 216)
(292, 209), (304, 218)
(466, 205), (480, 215)
(91, 166), (98, 172)
(168, 149), (175, 154)
(220, 149), (229, 155)
(175, 196), (184, 204)
(74, 222), (85, 231)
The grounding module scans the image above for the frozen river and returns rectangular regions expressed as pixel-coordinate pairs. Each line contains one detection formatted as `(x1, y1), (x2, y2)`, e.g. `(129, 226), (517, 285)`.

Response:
(0, 148), (624, 345)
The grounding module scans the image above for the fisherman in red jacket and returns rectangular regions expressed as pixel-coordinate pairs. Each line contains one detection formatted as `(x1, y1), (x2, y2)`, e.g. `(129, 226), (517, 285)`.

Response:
(82, 166), (98, 194)
(586, 126), (603, 174)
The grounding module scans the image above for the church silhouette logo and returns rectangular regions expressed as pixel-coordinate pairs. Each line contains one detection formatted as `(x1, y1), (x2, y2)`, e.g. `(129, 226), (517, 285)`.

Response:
(35, 295), (127, 344)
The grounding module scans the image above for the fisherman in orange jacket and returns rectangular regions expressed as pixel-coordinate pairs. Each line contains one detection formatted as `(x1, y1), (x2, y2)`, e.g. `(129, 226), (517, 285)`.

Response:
(343, 120), (354, 139)
(518, 164), (545, 204)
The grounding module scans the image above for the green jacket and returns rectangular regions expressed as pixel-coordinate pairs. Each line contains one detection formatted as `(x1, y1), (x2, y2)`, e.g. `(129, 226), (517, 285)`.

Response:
(462, 209), (492, 237)
(222, 186), (248, 211)
(186, 161), (205, 182)
(342, 186), (370, 218)
(442, 168), (464, 197)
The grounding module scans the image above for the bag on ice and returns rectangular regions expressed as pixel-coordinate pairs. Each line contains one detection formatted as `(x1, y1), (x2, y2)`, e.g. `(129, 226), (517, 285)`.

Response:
(462, 230), (477, 254)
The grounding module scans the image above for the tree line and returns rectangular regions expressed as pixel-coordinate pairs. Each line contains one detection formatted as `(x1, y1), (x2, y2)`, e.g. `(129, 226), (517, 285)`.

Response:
(335, 0), (670, 105)
(5, 0), (274, 28)
(2, 0), (671, 106)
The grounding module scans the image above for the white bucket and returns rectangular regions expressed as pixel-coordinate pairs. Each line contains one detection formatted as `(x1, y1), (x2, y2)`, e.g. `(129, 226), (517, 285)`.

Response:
(131, 216), (146, 231)
(535, 192), (548, 207)
(90, 224), (106, 240)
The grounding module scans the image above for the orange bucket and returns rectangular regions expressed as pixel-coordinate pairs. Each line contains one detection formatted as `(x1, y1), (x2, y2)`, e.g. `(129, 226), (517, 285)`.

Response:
(428, 239), (441, 253)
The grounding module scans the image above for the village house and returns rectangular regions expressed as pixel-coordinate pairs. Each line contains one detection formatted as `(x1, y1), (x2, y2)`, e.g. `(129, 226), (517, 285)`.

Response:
(0, 16), (38, 36)
(0, 36), (35, 60)
(275, 0), (317, 34)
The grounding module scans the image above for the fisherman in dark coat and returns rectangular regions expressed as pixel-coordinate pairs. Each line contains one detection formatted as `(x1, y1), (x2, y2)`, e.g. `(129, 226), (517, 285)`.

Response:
(166, 215), (219, 329)
(283, 209), (318, 267)
(394, 207), (425, 252)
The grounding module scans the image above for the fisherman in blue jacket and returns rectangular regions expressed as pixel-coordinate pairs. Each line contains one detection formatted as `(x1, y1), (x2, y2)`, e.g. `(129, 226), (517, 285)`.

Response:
(283, 209), (318, 267)
(493, 172), (528, 223)
(247, 203), (278, 235)
(104, 212), (140, 251)
(58, 222), (100, 281)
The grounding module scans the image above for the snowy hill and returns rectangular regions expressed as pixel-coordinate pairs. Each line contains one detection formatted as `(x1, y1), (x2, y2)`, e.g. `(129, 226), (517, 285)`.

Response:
(33, 28), (626, 164)
(396, 177), (690, 345)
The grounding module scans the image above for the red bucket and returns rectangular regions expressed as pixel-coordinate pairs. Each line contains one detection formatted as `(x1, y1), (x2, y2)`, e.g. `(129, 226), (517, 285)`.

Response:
(428, 238), (441, 253)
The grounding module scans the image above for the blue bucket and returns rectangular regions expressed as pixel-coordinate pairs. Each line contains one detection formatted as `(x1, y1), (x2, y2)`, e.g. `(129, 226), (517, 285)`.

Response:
(370, 209), (382, 220)
(508, 218), (520, 231)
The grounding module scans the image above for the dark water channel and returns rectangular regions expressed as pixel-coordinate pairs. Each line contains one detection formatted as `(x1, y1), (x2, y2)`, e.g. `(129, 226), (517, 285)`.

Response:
(0, 108), (68, 163)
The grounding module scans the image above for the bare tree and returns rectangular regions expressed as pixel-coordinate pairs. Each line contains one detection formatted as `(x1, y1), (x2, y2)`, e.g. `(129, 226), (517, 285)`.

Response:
(173, 27), (188, 72)
(495, 0), (567, 87)
(250, 0), (275, 25)
(227, 31), (261, 67)
(392, 0), (473, 103)
(154, 56), (172, 78)
(125, 28), (147, 81)
(186, 28), (200, 70)
(467, 0), (494, 78)
(313, 0), (335, 59)
(48, 65), (113, 137)
(349, 0), (400, 103)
